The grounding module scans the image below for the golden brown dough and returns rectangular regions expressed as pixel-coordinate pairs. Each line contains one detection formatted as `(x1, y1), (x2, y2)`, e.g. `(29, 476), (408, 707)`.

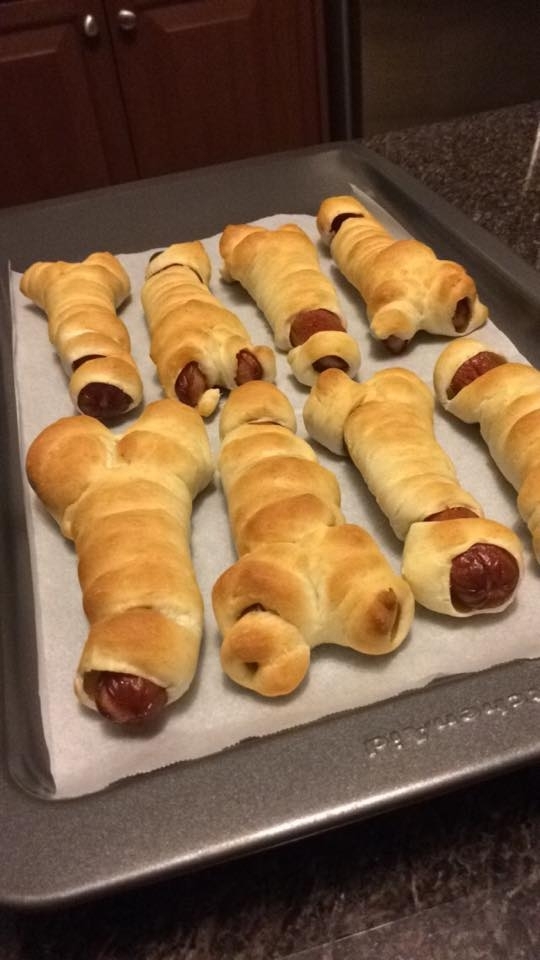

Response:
(20, 252), (143, 419)
(304, 367), (523, 616)
(219, 222), (361, 385)
(316, 195), (488, 353)
(212, 380), (414, 697)
(434, 337), (540, 561)
(142, 242), (276, 417)
(26, 399), (214, 723)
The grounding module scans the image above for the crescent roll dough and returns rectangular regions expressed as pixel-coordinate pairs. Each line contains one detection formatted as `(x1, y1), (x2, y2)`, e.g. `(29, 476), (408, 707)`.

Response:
(26, 399), (214, 724)
(316, 195), (488, 353)
(142, 242), (276, 417)
(20, 252), (143, 419)
(212, 380), (414, 697)
(219, 222), (361, 385)
(304, 367), (523, 616)
(434, 337), (540, 561)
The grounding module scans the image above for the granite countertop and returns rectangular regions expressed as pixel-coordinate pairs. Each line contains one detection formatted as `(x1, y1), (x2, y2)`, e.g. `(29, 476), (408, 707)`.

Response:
(364, 100), (539, 273)
(1, 100), (539, 959)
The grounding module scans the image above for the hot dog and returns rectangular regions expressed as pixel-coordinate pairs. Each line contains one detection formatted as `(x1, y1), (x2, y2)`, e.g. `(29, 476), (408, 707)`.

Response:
(174, 360), (209, 408)
(289, 308), (346, 346)
(445, 349), (507, 398)
(212, 381), (414, 697)
(316, 195), (488, 352)
(235, 348), (264, 384)
(422, 507), (519, 610)
(219, 222), (361, 385)
(434, 338), (540, 562)
(76, 381), (135, 419)
(304, 367), (523, 616)
(142, 242), (275, 418)
(449, 542), (520, 612)
(25, 400), (214, 724)
(173, 348), (264, 407)
(93, 672), (167, 723)
(19, 252), (143, 419)
(289, 309), (350, 373)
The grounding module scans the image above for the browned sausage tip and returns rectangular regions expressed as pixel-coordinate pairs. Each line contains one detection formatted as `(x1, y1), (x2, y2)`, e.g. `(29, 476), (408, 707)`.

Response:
(450, 543), (519, 612)
(175, 361), (208, 406)
(235, 349), (263, 385)
(77, 382), (133, 419)
(94, 671), (168, 723)
(383, 335), (409, 354)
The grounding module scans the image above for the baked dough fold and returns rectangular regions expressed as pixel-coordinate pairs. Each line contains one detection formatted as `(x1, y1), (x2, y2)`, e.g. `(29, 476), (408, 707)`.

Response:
(212, 380), (414, 696)
(20, 252), (143, 419)
(434, 337), (540, 561)
(142, 241), (276, 417)
(316, 195), (488, 352)
(304, 367), (523, 616)
(26, 399), (214, 722)
(219, 222), (361, 385)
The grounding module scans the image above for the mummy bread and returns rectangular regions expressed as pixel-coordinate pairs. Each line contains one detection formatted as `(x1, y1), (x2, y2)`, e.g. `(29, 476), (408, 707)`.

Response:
(316, 195), (488, 354)
(142, 242), (276, 417)
(304, 367), (523, 616)
(434, 338), (540, 562)
(219, 222), (361, 385)
(212, 381), (414, 697)
(20, 252), (143, 419)
(26, 399), (214, 723)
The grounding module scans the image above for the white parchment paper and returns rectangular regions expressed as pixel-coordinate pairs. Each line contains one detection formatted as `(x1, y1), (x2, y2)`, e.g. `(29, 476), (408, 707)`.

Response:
(10, 197), (540, 798)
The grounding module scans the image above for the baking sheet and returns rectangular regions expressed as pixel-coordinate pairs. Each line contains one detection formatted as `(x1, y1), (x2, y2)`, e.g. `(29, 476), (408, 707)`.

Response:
(9, 201), (540, 799)
(2, 143), (540, 908)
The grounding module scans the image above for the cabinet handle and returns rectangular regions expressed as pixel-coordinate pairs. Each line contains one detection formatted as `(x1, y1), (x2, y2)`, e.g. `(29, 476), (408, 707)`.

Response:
(82, 13), (100, 37)
(117, 8), (137, 30)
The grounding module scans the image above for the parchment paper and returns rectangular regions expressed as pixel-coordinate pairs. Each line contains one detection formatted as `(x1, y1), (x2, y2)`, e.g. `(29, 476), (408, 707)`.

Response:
(10, 195), (540, 798)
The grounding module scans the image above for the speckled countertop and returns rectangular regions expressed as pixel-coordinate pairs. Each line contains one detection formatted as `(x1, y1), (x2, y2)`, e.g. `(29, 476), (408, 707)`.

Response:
(365, 100), (539, 272)
(2, 101), (540, 959)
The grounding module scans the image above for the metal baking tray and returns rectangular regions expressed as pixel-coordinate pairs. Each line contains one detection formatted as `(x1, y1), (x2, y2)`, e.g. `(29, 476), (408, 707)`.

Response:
(1, 143), (540, 909)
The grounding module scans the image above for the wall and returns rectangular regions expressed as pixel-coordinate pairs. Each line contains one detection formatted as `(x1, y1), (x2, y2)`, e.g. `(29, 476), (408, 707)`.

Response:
(337, 0), (540, 136)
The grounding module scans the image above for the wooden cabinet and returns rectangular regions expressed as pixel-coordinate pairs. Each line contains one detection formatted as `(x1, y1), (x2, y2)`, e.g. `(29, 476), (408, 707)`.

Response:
(0, 0), (137, 207)
(108, 0), (328, 179)
(0, 0), (328, 208)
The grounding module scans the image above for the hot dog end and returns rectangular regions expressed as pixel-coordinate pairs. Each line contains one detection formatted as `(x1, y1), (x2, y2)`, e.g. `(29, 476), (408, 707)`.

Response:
(402, 517), (523, 617)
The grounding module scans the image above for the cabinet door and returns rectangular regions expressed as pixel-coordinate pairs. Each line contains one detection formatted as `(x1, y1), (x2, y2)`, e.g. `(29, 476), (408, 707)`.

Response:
(105, 0), (328, 178)
(0, 0), (137, 207)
